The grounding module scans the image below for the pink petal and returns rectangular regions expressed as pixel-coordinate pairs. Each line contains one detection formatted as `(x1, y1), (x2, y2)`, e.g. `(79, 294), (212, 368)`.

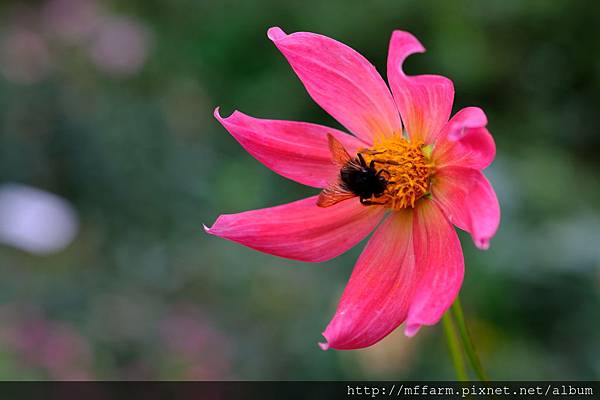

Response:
(267, 27), (401, 144)
(387, 30), (454, 144)
(320, 211), (416, 350)
(205, 196), (384, 262)
(214, 108), (366, 188)
(404, 199), (464, 336)
(431, 166), (500, 250)
(432, 107), (496, 170)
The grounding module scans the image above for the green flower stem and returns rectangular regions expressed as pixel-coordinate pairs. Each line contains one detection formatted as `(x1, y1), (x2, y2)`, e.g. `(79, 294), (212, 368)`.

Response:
(442, 312), (468, 381)
(451, 297), (489, 381)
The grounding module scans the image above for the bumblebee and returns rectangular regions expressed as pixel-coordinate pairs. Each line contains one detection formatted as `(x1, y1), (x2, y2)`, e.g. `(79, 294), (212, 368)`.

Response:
(317, 134), (389, 207)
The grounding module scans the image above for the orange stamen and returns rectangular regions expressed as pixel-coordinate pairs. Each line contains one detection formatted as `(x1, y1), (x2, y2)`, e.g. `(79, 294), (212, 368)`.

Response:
(359, 134), (433, 210)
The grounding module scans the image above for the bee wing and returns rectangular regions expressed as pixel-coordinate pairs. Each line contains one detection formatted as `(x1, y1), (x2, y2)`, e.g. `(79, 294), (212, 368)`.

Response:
(318, 134), (358, 207)
(317, 184), (356, 207)
(327, 133), (353, 168)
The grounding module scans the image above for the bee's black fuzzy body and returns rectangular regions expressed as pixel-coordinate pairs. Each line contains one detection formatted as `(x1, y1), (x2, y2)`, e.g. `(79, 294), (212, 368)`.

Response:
(340, 154), (387, 203)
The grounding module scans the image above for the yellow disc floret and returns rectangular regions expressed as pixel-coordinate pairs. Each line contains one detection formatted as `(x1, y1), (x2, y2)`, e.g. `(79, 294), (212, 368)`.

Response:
(359, 134), (433, 210)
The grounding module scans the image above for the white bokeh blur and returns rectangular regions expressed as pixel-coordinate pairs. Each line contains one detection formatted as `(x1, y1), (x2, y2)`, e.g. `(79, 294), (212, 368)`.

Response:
(0, 184), (79, 255)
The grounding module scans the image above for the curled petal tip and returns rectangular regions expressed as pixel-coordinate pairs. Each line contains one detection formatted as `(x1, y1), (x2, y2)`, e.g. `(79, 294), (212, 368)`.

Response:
(404, 323), (421, 338)
(390, 30), (425, 56)
(267, 27), (286, 41)
(447, 107), (488, 142)
(318, 341), (330, 351)
(214, 107), (235, 121)
(202, 223), (212, 234)
(475, 237), (490, 250)
(318, 332), (330, 350)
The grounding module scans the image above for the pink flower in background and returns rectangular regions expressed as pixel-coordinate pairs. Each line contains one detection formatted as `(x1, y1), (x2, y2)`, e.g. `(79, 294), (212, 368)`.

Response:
(206, 28), (500, 350)
(88, 15), (151, 76)
(1, 0), (151, 81)
(0, 308), (93, 379)
(41, 0), (102, 43)
(159, 305), (234, 380)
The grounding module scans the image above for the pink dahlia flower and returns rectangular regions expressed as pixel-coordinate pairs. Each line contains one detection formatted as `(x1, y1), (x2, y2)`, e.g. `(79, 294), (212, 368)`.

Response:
(205, 27), (500, 350)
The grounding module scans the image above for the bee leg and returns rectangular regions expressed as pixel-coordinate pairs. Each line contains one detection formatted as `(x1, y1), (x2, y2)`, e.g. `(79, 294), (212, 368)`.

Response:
(376, 169), (391, 178)
(357, 153), (368, 168)
(372, 159), (403, 166)
(360, 197), (387, 206)
(363, 149), (386, 155)
(360, 197), (374, 205)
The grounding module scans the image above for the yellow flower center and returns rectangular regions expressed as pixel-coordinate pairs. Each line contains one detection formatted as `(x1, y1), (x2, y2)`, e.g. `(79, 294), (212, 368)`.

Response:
(359, 134), (433, 210)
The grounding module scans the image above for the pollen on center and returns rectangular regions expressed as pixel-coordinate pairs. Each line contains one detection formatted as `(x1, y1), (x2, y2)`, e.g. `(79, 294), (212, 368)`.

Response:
(359, 134), (433, 210)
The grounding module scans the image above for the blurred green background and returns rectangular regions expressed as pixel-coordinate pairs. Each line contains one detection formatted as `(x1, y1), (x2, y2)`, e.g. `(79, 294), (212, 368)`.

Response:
(0, 0), (599, 380)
